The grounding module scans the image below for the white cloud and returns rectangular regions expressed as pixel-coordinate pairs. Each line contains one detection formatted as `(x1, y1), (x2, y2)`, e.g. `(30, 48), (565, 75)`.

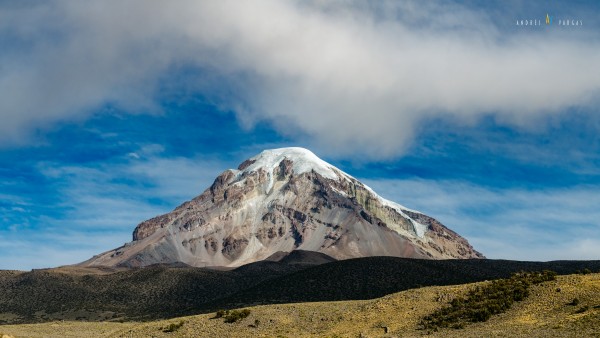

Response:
(1, 1), (599, 158)
(363, 178), (600, 261)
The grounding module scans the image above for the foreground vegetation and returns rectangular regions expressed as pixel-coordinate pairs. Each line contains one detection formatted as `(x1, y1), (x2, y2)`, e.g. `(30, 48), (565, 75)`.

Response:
(2, 258), (599, 324)
(420, 270), (557, 331)
(215, 309), (251, 323)
(1, 272), (599, 337)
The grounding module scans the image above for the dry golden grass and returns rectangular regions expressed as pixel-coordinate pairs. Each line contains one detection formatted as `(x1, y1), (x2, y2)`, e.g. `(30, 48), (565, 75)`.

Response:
(0, 322), (135, 338)
(2, 273), (599, 338)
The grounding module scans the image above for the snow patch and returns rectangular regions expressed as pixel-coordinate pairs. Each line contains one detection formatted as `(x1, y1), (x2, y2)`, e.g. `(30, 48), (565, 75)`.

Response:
(240, 147), (339, 181)
(377, 197), (421, 215)
(409, 219), (427, 238)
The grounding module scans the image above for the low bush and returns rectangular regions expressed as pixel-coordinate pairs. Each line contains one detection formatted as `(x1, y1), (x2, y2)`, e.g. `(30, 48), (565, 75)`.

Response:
(223, 309), (251, 323)
(419, 270), (556, 331)
(162, 320), (184, 333)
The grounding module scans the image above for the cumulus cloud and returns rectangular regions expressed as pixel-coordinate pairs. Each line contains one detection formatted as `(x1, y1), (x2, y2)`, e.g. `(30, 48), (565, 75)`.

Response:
(363, 178), (600, 260)
(1, 1), (600, 158)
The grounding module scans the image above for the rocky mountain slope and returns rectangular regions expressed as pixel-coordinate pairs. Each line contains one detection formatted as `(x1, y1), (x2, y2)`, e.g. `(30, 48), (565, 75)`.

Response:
(82, 147), (483, 268)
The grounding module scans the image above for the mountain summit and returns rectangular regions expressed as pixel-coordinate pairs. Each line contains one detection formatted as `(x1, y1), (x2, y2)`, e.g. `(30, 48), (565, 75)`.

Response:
(82, 147), (483, 268)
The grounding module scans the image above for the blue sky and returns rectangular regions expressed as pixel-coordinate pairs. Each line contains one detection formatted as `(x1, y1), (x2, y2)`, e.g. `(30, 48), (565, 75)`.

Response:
(1, 1), (600, 269)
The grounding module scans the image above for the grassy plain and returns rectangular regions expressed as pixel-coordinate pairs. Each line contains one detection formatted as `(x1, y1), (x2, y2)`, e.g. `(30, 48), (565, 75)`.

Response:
(1, 273), (599, 338)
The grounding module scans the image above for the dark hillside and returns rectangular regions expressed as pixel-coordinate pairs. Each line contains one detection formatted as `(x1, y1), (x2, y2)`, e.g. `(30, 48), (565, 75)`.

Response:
(217, 258), (600, 308)
(1, 255), (599, 324)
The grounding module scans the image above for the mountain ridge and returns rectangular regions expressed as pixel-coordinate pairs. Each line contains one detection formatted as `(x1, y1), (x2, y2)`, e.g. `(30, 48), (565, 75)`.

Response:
(82, 147), (483, 268)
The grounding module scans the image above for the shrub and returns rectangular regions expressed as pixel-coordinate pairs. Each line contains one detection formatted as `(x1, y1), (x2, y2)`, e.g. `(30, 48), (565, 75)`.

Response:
(451, 322), (464, 329)
(471, 308), (491, 322)
(224, 309), (251, 323)
(162, 320), (184, 333)
(419, 270), (557, 331)
(569, 298), (580, 306)
(215, 309), (227, 318)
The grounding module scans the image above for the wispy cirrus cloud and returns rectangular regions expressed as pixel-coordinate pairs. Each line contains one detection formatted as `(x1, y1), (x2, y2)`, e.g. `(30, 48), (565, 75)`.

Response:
(1, 1), (599, 158)
(0, 149), (228, 270)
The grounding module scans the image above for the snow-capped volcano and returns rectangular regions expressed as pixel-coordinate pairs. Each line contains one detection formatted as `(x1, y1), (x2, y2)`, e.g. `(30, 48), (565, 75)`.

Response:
(82, 147), (483, 268)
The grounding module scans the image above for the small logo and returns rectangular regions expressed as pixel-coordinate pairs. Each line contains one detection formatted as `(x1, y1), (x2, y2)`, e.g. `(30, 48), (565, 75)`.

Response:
(516, 13), (581, 28)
